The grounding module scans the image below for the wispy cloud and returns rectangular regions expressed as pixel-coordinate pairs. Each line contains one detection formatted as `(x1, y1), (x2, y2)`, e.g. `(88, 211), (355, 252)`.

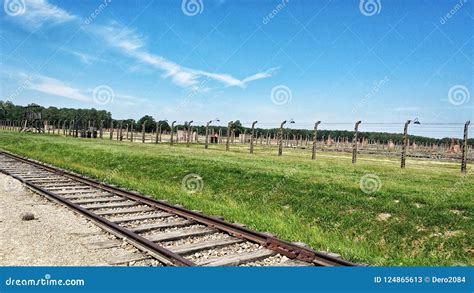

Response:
(4, 69), (147, 106)
(10, 0), (77, 30)
(8, 0), (275, 91)
(28, 74), (91, 102)
(60, 48), (104, 65)
(115, 94), (149, 106)
(90, 21), (276, 89)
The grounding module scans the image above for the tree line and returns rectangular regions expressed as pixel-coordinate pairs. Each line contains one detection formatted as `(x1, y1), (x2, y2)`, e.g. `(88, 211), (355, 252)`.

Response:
(1, 100), (472, 145)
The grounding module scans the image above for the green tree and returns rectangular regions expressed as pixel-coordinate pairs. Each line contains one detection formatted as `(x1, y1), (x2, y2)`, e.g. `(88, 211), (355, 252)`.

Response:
(136, 115), (156, 133)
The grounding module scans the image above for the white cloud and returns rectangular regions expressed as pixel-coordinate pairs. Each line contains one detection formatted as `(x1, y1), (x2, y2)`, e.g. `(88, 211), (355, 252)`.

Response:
(92, 21), (276, 89)
(28, 74), (91, 102)
(8, 1), (276, 90)
(115, 94), (149, 106)
(13, 71), (145, 106)
(242, 68), (278, 84)
(59, 48), (103, 65)
(10, 0), (77, 29)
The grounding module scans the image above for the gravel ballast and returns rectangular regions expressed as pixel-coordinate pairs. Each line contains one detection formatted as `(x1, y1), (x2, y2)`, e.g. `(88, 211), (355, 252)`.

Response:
(0, 173), (158, 266)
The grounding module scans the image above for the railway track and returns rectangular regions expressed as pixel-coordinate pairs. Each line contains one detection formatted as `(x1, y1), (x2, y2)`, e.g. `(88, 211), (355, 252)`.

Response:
(0, 150), (357, 267)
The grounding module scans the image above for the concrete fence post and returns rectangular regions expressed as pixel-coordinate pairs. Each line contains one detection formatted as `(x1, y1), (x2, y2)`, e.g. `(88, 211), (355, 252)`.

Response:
(401, 120), (411, 168)
(278, 120), (287, 156)
(155, 122), (160, 144)
(158, 123), (163, 142)
(170, 121), (176, 145)
(109, 121), (114, 140)
(99, 120), (104, 139)
(205, 121), (211, 149)
(250, 121), (258, 154)
(352, 121), (362, 164)
(312, 121), (321, 160)
(187, 121), (193, 147)
(461, 121), (470, 173)
(116, 121), (119, 140)
(62, 120), (67, 135)
(226, 121), (233, 151)
(119, 120), (123, 141)
(69, 120), (73, 136)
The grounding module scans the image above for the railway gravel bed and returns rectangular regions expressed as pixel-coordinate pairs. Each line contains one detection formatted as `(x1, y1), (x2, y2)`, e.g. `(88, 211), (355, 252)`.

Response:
(0, 173), (159, 266)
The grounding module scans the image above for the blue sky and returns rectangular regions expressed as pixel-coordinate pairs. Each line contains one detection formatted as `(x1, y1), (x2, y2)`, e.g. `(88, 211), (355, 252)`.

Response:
(0, 0), (472, 137)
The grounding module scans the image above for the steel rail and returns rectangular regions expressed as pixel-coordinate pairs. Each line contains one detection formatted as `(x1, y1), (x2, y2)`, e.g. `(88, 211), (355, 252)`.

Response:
(0, 150), (358, 266)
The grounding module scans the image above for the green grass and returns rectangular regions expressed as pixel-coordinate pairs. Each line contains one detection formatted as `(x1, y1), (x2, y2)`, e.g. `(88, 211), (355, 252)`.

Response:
(0, 131), (472, 266)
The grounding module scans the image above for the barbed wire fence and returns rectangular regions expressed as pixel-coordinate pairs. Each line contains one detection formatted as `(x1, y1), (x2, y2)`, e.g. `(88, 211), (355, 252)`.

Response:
(0, 119), (472, 173)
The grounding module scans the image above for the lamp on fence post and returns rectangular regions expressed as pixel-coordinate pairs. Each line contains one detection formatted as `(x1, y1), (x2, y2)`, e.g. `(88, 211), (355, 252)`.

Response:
(352, 121), (362, 164)
(250, 121), (258, 154)
(278, 119), (295, 156)
(400, 118), (420, 168)
(156, 120), (167, 144)
(226, 121), (233, 151)
(186, 120), (194, 147)
(312, 121), (321, 160)
(142, 121), (147, 143)
(461, 120), (470, 173)
(170, 121), (177, 145)
(205, 118), (219, 149)
(400, 120), (411, 169)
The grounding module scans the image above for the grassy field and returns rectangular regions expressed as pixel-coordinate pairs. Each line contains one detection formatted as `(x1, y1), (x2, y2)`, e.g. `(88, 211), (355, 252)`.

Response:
(0, 131), (472, 266)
